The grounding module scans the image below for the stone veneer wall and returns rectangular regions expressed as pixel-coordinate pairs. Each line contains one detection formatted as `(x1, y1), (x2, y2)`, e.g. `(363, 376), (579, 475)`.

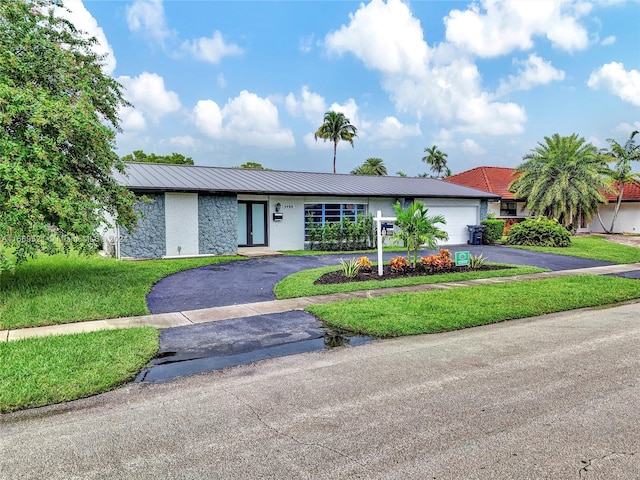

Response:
(479, 200), (489, 221)
(199, 194), (238, 255)
(119, 194), (166, 258)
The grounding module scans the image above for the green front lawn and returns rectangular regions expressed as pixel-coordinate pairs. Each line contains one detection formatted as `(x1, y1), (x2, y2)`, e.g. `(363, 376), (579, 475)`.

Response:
(510, 235), (640, 264)
(274, 263), (547, 299)
(307, 275), (640, 337)
(0, 253), (242, 330)
(0, 328), (158, 413)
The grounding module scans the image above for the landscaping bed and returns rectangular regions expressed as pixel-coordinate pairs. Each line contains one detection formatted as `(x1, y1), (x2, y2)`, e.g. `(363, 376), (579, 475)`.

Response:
(314, 264), (510, 285)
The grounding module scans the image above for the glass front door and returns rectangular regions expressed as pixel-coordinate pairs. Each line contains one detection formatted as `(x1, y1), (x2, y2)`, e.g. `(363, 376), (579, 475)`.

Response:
(237, 201), (267, 246)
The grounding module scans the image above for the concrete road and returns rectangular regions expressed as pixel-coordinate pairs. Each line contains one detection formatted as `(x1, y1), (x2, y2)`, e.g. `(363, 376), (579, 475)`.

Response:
(2, 303), (639, 479)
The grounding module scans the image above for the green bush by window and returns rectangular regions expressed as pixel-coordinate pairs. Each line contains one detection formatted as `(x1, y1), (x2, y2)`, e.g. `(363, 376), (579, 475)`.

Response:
(506, 216), (571, 247)
(481, 218), (506, 244)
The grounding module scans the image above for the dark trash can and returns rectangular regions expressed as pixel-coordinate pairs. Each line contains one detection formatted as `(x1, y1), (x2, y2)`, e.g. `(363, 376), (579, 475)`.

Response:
(467, 225), (485, 245)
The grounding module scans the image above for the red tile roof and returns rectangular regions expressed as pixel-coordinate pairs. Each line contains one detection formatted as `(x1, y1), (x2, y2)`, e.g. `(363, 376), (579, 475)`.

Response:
(445, 167), (520, 199)
(445, 166), (640, 202)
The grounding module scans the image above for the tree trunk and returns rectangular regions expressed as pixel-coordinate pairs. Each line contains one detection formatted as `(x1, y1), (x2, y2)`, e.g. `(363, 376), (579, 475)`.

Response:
(333, 141), (338, 174)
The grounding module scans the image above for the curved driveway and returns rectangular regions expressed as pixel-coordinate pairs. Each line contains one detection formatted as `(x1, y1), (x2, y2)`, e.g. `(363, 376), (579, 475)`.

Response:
(147, 245), (613, 314)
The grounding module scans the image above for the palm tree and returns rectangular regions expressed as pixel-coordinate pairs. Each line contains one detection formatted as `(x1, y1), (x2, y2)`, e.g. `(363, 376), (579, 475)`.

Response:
(597, 130), (640, 233)
(351, 157), (387, 176)
(393, 201), (448, 268)
(314, 111), (358, 174)
(509, 133), (615, 233)
(422, 145), (448, 178)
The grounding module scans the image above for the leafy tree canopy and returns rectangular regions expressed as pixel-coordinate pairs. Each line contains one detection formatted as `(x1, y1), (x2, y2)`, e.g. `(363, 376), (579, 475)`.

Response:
(233, 161), (270, 170)
(509, 133), (614, 233)
(121, 150), (194, 165)
(0, 0), (137, 263)
(392, 201), (448, 268)
(422, 145), (449, 178)
(351, 157), (387, 176)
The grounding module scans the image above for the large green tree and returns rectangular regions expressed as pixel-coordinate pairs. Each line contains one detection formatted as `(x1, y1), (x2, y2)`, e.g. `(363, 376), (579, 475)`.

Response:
(596, 130), (640, 233)
(314, 111), (358, 174)
(0, 0), (137, 263)
(422, 145), (449, 178)
(509, 133), (614, 233)
(351, 157), (387, 176)
(122, 150), (194, 165)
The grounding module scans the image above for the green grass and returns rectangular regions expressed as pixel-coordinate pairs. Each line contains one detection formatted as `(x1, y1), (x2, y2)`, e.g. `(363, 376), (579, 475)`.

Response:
(307, 275), (640, 337)
(274, 263), (547, 299)
(0, 328), (158, 413)
(509, 235), (640, 264)
(0, 253), (242, 330)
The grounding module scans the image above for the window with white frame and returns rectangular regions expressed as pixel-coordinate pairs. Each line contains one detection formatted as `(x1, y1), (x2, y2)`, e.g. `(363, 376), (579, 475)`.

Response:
(304, 203), (368, 240)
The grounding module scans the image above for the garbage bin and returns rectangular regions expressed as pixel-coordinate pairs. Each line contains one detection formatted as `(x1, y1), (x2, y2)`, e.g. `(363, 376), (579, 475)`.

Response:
(467, 225), (485, 245)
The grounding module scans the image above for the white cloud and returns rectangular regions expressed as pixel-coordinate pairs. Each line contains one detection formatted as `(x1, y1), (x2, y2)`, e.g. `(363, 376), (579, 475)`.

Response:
(444, 0), (589, 57)
(613, 121), (640, 136)
(433, 129), (456, 149)
(324, 1), (527, 136)
(181, 31), (243, 63)
(55, 0), (116, 74)
(461, 138), (486, 155)
(325, 0), (429, 77)
(374, 117), (421, 139)
(497, 54), (565, 95)
(217, 73), (227, 88)
(126, 0), (173, 45)
(299, 34), (315, 53)
(118, 72), (181, 123)
(193, 91), (295, 148)
(588, 62), (640, 106)
(118, 107), (146, 132)
(600, 35), (616, 46)
(169, 135), (196, 149)
(285, 86), (327, 122)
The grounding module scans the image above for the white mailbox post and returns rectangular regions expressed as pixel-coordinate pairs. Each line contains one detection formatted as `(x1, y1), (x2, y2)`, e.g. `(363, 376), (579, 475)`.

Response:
(375, 210), (397, 276)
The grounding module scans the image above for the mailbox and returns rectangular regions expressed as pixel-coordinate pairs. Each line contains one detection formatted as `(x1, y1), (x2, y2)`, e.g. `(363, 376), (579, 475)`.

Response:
(272, 212), (284, 221)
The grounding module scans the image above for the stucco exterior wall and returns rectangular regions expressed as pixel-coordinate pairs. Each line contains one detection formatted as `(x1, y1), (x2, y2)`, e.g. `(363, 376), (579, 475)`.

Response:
(199, 194), (238, 254)
(267, 196), (305, 251)
(165, 193), (199, 256)
(588, 203), (640, 234)
(119, 194), (166, 259)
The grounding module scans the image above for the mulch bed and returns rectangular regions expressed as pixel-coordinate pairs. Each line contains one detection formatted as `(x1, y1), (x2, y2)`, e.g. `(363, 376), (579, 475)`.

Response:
(314, 265), (511, 285)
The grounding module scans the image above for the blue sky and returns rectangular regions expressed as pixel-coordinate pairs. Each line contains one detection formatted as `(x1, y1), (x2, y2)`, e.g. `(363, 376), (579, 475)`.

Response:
(64, 0), (639, 176)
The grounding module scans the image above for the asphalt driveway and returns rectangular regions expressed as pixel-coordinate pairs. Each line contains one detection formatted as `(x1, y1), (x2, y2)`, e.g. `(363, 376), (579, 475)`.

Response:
(147, 244), (613, 313)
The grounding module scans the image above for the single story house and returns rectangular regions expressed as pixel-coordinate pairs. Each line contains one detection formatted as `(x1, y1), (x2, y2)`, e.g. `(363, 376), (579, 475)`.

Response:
(107, 162), (499, 259)
(445, 166), (640, 234)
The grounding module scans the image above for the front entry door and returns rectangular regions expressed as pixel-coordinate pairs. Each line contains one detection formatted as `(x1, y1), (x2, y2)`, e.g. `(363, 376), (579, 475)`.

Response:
(237, 201), (267, 246)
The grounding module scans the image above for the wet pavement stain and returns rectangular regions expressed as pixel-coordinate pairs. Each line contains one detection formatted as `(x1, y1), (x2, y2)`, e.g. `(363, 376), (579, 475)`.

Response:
(136, 311), (375, 383)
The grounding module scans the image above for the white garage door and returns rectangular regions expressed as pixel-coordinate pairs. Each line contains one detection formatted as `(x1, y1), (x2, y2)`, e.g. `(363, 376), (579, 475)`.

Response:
(425, 206), (479, 245)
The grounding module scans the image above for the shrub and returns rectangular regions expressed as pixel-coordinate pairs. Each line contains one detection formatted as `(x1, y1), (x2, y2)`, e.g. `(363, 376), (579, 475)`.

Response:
(506, 216), (571, 247)
(481, 218), (506, 244)
(339, 258), (361, 278)
(468, 254), (486, 269)
(389, 256), (408, 272)
(356, 256), (373, 270)
(420, 249), (453, 272)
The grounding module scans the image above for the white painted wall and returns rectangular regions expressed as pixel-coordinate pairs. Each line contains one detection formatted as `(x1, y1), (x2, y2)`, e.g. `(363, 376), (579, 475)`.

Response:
(268, 195), (305, 250)
(165, 193), (199, 256)
(588, 203), (640, 234)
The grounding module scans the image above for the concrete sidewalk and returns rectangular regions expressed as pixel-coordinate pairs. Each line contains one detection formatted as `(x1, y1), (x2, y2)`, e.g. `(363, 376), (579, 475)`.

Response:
(3, 262), (640, 342)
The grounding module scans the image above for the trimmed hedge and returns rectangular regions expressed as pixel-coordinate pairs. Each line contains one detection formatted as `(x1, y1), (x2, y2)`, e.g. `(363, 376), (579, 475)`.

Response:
(506, 216), (571, 247)
(481, 219), (506, 244)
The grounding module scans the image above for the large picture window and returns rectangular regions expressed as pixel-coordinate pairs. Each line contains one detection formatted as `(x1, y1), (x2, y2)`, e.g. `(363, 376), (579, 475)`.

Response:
(500, 201), (517, 216)
(304, 203), (367, 240)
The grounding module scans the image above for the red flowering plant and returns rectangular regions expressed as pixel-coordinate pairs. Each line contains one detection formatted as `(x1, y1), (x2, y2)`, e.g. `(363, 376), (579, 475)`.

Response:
(420, 249), (453, 273)
(356, 256), (373, 271)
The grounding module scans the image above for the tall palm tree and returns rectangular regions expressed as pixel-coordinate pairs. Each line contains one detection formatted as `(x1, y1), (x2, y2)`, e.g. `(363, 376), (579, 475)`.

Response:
(351, 157), (387, 176)
(597, 130), (640, 233)
(509, 133), (614, 233)
(314, 111), (358, 174)
(422, 145), (448, 178)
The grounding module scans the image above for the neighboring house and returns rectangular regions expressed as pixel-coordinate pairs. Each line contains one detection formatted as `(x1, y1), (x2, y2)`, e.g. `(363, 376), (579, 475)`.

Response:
(107, 162), (499, 259)
(445, 167), (531, 231)
(446, 166), (640, 234)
